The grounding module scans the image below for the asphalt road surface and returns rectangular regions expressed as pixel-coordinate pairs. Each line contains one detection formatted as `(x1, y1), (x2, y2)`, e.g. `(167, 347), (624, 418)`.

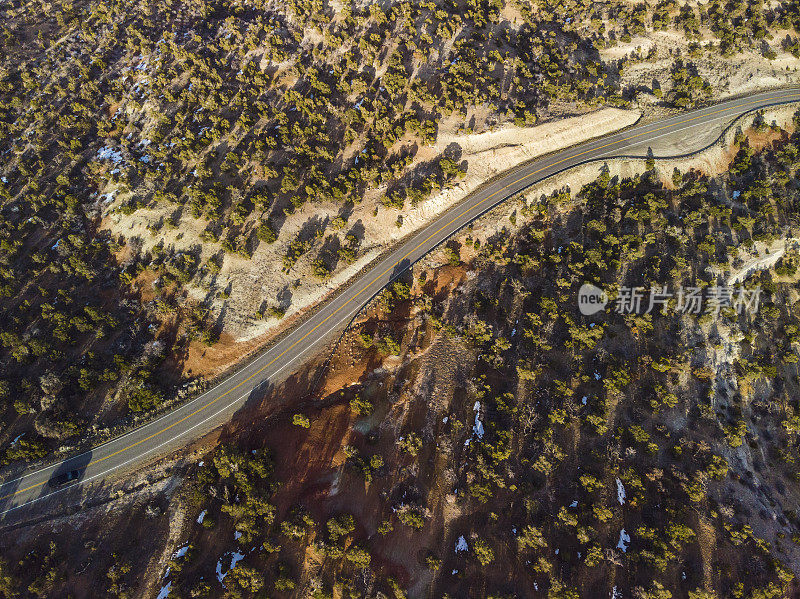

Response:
(1, 87), (798, 522)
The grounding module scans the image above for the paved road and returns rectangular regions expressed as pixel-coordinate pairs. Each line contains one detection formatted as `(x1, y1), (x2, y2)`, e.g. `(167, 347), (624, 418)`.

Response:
(1, 88), (798, 522)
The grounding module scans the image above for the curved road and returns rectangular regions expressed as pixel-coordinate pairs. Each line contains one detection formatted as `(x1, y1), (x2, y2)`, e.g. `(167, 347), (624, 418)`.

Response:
(1, 88), (798, 521)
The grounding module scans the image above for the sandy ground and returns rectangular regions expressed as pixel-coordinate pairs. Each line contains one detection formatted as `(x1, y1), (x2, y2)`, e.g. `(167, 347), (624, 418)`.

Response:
(601, 28), (799, 103)
(462, 102), (800, 255)
(725, 242), (792, 286)
(100, 108), (639, 343)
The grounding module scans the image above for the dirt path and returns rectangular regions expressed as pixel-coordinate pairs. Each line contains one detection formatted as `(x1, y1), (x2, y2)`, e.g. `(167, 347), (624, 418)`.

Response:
(726, 238), (800, 286)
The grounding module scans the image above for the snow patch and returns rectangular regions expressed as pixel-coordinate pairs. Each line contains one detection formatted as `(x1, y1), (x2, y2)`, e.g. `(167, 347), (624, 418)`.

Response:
(472, 401), (484, 439)
(216, 551), (245, 583)
(97, 146), (123, 163)
(455, 536), (469, 553)
(616, 478), (626, 505)
(473, 414), (484, 439)
(196, 510), (207, 524)
(616, 528), (631, 552)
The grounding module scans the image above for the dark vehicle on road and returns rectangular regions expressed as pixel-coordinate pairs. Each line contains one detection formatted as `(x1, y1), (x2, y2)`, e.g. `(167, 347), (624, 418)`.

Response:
(47, 469), (81, 488)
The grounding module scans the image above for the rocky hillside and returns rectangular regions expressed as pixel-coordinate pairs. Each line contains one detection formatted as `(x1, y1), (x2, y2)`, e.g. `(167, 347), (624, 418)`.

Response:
(3, 112), (800, 599)
(1, 0), (798, 465)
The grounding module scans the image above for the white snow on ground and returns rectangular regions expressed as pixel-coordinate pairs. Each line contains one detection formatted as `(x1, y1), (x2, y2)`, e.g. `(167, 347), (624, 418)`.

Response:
(196, 510), (206, 524)
(97, 146), (123, 163)
(616, 528), (631, 552)
(216, 551), (245, 583)
(156, 581), (171, 599)
(616, 478), (626, 505)
(612, 586), (622, 599)
(473, 414), (484, 439)
(172, 545), (189, 559)
(472, 401), (484, 439)
(455, 536), (469, 553)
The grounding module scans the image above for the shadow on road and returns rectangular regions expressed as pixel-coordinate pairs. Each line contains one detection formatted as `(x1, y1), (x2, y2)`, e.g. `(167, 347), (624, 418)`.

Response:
(0, 449), (93, 524)
(390, 257), (411, 284)
(45, 450), (93, 491)
(226, 342), (353, 447)
(0, 469), (22, 516)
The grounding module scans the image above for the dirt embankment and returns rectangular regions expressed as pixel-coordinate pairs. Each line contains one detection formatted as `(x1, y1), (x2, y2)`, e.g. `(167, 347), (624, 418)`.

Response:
(108, 101), (796, 382)
(602, 28), (799, 104)
(100, 108), (639, 345)
(458, 102), (800, 253)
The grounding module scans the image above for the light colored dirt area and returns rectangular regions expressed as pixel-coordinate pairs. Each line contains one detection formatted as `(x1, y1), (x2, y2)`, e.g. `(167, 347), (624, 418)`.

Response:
(180, 332), (274, 379)
(602, 28), (799, 103)
(696, 516), (717, 590)
(405, 109), (640, 225)
(99, 108), (640, 346)
(435, 108), (638, 157)
(461, 103), (799, 260)
(725, 241), (793, 286)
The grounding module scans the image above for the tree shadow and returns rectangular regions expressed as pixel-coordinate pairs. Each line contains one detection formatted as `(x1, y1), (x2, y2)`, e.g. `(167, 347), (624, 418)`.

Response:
(318, 234), (342, 272)
(337, 202), (355, 223)
(209, 301), (228, 343)
(277, 285), (293, 311)
(298, 215), (328, 243)
(390, 258), (412, 285)
(346, 220), (365, 243)
(0, 449), (93, 525)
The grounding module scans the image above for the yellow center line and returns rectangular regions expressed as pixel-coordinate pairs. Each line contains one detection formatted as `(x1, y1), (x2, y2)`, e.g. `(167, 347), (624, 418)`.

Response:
(2, 91), (797, 503)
